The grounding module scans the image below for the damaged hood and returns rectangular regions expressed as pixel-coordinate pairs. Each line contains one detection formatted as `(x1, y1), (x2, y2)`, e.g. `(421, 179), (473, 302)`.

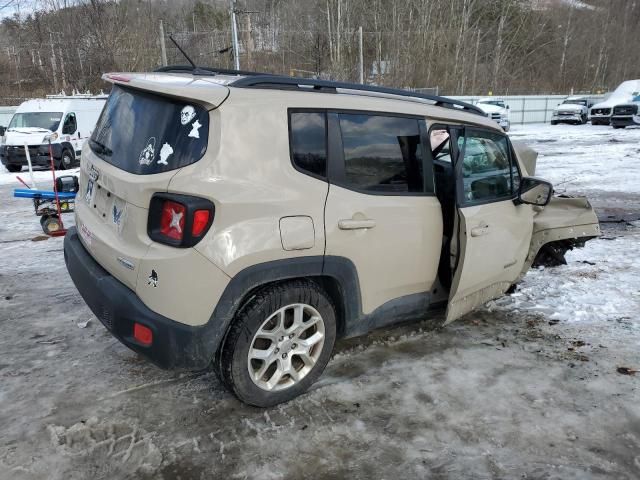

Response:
(511, 140), (538, 176)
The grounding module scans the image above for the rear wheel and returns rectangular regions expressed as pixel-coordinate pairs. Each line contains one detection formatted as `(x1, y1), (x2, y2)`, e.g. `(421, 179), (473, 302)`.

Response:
(550, 121), (558, 126)
(613, 125), (626, 129)
(219, 280), (337, 407)
(58, 149), (74, 170)
(5, 164), (21, 172)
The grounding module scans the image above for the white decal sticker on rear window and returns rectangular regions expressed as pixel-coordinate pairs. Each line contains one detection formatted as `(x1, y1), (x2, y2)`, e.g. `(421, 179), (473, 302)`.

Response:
(139, 137), (156, 166)
(157, 142), (174, 166)
(180, 105), (196, 125)
(189, 119), (202, 139)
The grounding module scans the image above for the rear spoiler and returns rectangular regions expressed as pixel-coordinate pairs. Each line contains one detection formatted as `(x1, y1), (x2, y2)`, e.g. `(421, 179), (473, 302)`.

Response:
(102, 73), (230, 109)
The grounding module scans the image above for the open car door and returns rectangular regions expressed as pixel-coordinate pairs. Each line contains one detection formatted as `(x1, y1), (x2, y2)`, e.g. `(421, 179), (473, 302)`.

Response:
(445, 127), (533, 324)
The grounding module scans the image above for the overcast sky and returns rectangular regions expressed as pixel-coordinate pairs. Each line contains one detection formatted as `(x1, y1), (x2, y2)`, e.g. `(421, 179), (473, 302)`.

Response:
(1, 0), (38, 19)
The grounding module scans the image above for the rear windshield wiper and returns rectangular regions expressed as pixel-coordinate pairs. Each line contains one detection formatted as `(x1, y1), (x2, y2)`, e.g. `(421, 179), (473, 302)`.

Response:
(89, 138), (113, 156)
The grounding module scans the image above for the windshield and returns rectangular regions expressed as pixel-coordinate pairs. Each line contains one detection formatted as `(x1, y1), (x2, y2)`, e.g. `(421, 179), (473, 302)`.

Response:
(479, 100), (505, 108)
(90, 86), (209, 174)
(8, 112), (62, 131)
(563, 100), (586, 106)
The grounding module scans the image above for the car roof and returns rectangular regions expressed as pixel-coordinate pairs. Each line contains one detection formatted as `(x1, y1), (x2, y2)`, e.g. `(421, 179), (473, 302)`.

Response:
(103, 67), (499, 130)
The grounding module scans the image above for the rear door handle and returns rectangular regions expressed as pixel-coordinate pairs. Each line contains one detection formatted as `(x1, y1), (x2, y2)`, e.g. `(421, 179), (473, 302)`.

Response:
(470, 224), (490, 237)
(338, 219), (377, 230)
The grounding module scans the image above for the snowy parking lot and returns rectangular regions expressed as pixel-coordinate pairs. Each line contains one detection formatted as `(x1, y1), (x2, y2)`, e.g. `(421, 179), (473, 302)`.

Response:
(1, 124), (639, 480)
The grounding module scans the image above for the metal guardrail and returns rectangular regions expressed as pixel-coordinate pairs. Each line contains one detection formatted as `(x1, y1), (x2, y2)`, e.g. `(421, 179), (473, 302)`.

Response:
(450, 95), (606, 125)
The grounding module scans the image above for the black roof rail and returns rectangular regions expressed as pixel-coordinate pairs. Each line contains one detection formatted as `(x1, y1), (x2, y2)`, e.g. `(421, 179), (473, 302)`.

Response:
(154, 65), (269, 77)
(152, 66), (484, 116)
(230, 75), (485, 116)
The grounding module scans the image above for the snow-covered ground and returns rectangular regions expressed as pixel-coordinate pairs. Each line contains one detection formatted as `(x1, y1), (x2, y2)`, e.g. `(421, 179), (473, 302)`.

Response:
(1, 124), (639, 480)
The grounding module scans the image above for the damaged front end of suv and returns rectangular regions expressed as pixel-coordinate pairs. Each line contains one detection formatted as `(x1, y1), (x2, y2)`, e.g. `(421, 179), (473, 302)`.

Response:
(512, 141), (600, 274)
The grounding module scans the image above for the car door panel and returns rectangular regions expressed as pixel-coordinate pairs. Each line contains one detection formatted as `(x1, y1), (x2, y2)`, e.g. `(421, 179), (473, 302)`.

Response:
(445, 127), (533, 324)
(445, 201), (532, 323)
(325, 185), (442, 314)
(324, 112), (442, 316)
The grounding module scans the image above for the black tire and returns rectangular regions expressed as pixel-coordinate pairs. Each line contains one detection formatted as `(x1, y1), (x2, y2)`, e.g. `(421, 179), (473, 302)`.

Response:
(580, 115), (588, 124)
(5, 164), (21, 172)
(550, 121), (558, 126)
(613, 125), (625, 129)
(219, 280), (337, 407)
(41, 215), (62, 235)
(58, 149), (74, 170)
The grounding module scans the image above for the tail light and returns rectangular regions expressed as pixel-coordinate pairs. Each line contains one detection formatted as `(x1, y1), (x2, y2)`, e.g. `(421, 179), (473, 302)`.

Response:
(148, 193), (215, 247)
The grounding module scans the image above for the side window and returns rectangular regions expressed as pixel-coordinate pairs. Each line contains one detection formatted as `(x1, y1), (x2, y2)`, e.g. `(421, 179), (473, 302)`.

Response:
(289, 112), (327, 178)
(338, 113), (424, 193)
(459, 129), (519, 205)
(430, 128), (452, 163)
(62, 113), (77, 135)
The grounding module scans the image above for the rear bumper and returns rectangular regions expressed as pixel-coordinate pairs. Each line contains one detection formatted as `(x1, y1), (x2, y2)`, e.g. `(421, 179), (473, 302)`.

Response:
(0, 143), (62, 166)
(611, 116), (639, 127)
(63, 227), (216, 370)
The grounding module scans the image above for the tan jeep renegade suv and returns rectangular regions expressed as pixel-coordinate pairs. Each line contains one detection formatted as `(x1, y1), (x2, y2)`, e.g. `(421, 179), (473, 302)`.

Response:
(63, 68), (599, 406)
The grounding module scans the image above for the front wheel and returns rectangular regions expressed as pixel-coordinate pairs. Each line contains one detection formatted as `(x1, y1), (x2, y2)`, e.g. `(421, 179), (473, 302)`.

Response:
(5, 164), (21, 172)
(550, 121), (558, 125)
(613, 125), (626, 129)
(581, 114), (588, 124)
(219, 280), (337, 407)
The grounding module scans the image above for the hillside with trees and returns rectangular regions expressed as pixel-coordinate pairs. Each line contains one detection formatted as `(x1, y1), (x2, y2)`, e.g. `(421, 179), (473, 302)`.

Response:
(0, 0), (639, 102)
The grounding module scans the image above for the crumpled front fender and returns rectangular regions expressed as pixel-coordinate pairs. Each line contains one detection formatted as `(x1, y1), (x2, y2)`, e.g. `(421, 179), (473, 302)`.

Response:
(518, 195), (600, 280)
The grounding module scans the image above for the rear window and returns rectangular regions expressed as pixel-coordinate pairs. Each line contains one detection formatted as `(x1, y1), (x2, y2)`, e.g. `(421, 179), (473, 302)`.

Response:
(90, 85), (209, 174)
(289, 111), (327, 178)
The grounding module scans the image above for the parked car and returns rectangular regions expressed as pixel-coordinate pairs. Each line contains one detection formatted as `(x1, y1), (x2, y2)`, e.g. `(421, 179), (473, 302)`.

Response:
(475, 97), (510, 132)
(590, 79), (640, 126)
(550, 96), (594, 125)
(63, 69), (600, 407)
(610, 88), (640, 129)
(0, 94), (106, 172)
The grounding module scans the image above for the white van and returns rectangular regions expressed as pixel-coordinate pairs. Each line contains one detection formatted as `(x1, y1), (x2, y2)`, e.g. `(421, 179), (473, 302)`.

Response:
(0, 94), (107, 172)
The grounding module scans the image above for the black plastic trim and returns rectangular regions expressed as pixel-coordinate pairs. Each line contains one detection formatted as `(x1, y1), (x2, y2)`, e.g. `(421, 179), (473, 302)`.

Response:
(64, 228), (214, 370)
(230, 75), (485, 116)
(65, 230), (437, 370)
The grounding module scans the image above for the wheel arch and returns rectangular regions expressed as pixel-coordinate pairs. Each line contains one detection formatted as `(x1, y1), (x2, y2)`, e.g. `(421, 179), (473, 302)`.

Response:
(209, 255), (361, 364)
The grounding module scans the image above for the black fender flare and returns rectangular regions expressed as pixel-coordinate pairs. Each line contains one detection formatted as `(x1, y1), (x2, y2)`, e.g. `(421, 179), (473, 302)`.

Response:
(204, 256), (362, 361)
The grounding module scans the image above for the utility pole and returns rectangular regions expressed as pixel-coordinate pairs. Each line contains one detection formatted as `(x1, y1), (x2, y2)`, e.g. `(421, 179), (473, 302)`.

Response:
(159, 20), (167, 66)
(358, 26), (364, 84)
(230, 0), (240, 70)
